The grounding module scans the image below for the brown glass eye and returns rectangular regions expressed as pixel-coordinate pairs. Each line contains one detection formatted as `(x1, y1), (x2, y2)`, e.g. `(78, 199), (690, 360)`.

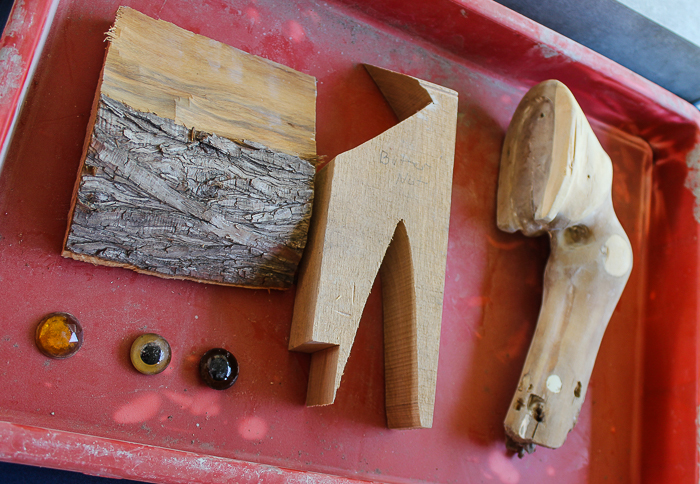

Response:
(35, 312), (83, 359)
(130, 333), (171, 375)
(199, 348), (239, 390)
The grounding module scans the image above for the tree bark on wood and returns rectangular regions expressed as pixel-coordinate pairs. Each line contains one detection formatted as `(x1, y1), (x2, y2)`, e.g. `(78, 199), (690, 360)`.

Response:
(63, 95), (314, 289)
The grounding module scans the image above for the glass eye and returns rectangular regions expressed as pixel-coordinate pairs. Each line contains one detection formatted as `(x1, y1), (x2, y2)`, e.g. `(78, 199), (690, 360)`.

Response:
(130, 333), (171, 375)
(35, 312), (83, 359)
(199, 348), (239, 390)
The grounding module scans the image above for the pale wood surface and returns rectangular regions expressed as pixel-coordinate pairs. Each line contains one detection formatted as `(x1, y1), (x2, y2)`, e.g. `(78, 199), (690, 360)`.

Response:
(62, 7), (316, 289)
(103, 7), (316, 160)
(498, 80), (633, 451)
(289, 65), (458, 429)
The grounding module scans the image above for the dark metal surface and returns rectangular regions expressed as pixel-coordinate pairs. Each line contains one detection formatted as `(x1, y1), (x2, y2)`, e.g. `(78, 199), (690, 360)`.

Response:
(493, 0), (700, 104)
(0, 461), (146, 484)
(0, 0), (14, 35)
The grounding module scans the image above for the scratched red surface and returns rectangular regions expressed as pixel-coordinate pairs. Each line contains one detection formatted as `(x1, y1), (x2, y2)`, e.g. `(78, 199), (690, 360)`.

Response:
(0, 0), (56, 158)
(1, 0), (699, 483)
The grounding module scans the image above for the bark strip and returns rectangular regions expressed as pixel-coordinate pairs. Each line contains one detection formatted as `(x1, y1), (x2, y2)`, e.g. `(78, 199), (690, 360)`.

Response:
(64, 95), (315, 289)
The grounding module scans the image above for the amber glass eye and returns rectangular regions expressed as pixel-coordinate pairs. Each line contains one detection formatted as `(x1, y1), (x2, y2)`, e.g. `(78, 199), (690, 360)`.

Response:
(35, 312), (83, 359)
(199, 348), (239, 390)
(130, 333), (171, 375)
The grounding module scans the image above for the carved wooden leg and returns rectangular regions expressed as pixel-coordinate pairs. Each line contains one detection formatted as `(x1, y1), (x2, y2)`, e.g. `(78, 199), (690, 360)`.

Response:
(498, 80), (633, 451)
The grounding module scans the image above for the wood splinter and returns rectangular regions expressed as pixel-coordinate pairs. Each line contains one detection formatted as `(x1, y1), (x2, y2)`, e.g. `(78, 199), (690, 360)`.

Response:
(289, 65), (458, 429)
(498, 80), (633, 453)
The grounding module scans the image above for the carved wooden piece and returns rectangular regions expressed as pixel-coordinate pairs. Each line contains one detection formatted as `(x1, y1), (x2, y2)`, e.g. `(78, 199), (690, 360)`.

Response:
(498, 80), (633, 451)
(62, 7), (316, 289)
(289, 65), (458, 429)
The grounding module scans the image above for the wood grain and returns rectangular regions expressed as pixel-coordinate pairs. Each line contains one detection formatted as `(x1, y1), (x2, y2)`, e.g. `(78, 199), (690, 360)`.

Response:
(63, 95), (314, 289)
(498, 80), (633, 451)
(103, 7), (316, 160)
(289, 65), (458, 429)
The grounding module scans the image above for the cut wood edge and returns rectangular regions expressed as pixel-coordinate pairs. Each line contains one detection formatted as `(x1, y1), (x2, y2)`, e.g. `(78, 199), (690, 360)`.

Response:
(306, 345), (342, 406)
(60, 250), (292, 291)
(364, 64), (432, 122)
(381, 220), (425, 429)
(289, 160), (336, 350)
(62, 53), (109, 260)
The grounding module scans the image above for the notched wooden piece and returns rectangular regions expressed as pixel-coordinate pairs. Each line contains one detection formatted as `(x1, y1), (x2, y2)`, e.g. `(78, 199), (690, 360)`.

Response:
(289, 65), (459, 429)
(63, 95), (314, 289)
(63, 7), (317, 289)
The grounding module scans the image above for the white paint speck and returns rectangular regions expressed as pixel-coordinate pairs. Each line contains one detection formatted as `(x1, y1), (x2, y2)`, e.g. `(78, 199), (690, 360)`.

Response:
(602, 234), (631, 277)
(546, 374), (562, 393)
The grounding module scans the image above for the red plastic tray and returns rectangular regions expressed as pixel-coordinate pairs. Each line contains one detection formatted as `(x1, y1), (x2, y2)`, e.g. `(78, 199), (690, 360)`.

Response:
(1, 0), (699, 483)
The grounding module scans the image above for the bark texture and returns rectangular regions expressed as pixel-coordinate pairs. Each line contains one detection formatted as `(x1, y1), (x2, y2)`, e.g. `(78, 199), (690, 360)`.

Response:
(64, 95), (315, 289)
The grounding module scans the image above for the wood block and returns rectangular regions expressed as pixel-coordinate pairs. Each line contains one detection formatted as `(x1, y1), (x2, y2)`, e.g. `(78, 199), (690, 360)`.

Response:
(289, 65), (458, 429)
(498, 80), (633, 452)
(63, 7), (316, 289)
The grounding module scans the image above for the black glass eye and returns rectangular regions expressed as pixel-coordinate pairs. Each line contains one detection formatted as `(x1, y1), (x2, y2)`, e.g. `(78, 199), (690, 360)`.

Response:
(199, 348), (239, 390)
(130, 333), (171, 375)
